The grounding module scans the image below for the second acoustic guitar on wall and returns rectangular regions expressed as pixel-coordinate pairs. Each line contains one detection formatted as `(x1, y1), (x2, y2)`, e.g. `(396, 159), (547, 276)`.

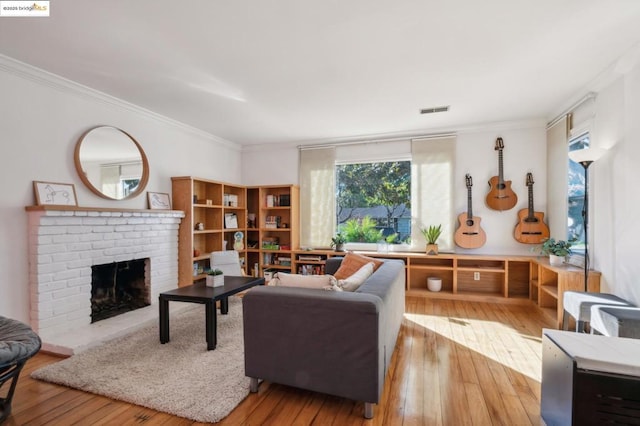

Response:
(486, 137), (518, 211)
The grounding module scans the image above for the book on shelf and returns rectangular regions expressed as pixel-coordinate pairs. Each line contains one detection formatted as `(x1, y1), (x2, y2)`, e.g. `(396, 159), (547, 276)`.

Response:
(298, 264), (325, 275)
(298, 255), (323, 262)
(266, 194), (290, 207)
(265, 215), (281, 229)
(275, 256), (291, 266)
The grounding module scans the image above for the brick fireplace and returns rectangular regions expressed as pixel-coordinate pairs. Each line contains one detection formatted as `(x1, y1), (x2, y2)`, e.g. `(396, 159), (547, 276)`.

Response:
(27, 207), (184, 354)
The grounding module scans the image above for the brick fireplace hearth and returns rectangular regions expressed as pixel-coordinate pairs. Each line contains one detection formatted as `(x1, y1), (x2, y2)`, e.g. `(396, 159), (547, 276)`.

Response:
(26, 207), (185, 355)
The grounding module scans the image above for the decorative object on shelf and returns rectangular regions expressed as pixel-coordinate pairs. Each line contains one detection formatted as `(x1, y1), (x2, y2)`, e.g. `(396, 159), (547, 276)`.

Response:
(193, 249), (200, 257)
(33, 181), (78, 207)
(224, 213), (238, 229)
(330, 233), (347, 252)
(454, 174), (486, 249)
(486, 137), (518, 211)
(568, 146), (606, 291)
(540, 238), (573, 266)
(195, 222), (204, 231)
(427, 277), (442, 292)
(233, 231), (244, 251)
(147, 192), (171, 209)
(248, 213), (256, 228)
(206, 269), (224, 287)
(421, 225), (443, 255)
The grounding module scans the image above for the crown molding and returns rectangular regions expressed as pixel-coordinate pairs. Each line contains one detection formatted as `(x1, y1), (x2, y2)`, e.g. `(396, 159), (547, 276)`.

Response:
(241, 118), (546, 152)
(0, 54), (241, 151)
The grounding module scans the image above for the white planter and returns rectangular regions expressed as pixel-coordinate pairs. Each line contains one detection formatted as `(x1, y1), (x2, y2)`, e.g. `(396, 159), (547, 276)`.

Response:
(549, 255), (565, 267)
(427, 277), (442, 292)
(206, 274), (224, 287)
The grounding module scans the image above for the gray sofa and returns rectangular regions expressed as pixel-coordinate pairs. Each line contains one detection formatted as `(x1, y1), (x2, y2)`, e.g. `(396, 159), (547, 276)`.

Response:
(242, 257), (405, 418)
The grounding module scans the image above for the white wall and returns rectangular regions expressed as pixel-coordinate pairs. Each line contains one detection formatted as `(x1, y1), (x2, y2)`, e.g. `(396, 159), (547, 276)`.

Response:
(592, 61), (640, 305)
(242, 123), (548, 256)
(0, 60), (242, 323)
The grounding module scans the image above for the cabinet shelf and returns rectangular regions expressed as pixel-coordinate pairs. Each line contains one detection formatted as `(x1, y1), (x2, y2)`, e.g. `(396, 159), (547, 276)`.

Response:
(411, 265), (454, 271)
(541, 285), (559, 298)
(457, 266), (505, 273)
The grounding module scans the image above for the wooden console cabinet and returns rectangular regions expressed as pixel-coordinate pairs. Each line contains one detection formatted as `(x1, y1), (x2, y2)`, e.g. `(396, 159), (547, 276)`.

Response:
(531, 257), (601, 329)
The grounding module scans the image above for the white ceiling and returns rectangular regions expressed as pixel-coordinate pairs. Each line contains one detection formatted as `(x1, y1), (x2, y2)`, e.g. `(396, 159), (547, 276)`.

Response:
(2, 1), (640, 146)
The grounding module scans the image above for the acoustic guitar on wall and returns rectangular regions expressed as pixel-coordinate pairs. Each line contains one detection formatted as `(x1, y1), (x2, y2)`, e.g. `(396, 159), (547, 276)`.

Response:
(514, 172), (550, 244)
(454, 174), (487, 249)
(486, 137), (518, 211)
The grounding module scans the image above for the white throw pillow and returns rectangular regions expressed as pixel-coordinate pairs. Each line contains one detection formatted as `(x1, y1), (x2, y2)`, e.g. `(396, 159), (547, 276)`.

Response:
(269, 272), (336, 290)
(338, 262), (374, 292)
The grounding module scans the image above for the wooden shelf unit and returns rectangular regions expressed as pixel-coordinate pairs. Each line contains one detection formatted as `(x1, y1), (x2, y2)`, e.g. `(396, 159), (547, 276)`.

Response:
(532, 257), (601, 329)
(171, 176), (247, 286)
(245, 185), (300, 278)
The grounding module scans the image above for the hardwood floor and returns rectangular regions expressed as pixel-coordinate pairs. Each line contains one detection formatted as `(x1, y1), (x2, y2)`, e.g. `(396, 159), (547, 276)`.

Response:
(5, 296), (554, 425)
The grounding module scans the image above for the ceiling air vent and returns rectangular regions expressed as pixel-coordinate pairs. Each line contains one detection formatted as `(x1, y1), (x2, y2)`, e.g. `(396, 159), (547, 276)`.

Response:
(420, 105), (450, 114)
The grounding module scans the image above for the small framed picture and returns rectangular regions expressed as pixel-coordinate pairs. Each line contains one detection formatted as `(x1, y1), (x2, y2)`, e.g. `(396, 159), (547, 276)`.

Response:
(147, 192), (171, 209)
(33, 181), (78, 206)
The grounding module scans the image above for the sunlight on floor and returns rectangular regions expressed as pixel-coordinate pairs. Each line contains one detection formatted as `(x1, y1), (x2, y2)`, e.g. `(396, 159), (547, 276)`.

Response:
(405, 312), (542, 382)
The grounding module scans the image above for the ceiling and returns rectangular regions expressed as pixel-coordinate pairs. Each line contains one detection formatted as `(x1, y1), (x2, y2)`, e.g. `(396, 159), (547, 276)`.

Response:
(2, 1), (640, 146)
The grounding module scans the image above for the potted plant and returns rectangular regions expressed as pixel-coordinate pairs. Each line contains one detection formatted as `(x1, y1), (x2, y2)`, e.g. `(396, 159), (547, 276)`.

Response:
(540, 238), (573, 266)
(421, 225), (443, 255)
(206, 268), (224, 287)
(330, 233), (347, 252)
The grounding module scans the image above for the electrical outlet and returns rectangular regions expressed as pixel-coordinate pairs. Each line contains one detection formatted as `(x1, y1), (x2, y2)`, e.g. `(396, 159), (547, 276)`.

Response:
(474, 272), (480, 281)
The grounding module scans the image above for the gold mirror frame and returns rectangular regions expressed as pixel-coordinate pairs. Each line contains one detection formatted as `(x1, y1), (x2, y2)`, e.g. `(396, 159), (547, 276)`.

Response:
(74, 126), (149, 200)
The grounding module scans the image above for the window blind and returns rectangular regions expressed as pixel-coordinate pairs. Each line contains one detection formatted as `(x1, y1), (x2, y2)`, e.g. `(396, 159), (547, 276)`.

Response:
(299, 147), (336, 248)
(411, 136), (456, 251)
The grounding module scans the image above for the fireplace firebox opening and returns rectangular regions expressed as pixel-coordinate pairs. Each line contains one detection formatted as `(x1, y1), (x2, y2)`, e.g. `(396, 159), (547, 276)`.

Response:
(91, 258), (150, 323)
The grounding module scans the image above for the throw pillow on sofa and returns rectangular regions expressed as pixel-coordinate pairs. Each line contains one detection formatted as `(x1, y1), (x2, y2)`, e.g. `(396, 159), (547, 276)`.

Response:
(269, 272), (339, 291)
(337, 261), (374, 291)
(333, 252), (383, 280)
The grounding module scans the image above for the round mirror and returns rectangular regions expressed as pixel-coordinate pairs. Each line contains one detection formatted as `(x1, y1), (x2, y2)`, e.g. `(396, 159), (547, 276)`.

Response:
(74, 126), (149, 200)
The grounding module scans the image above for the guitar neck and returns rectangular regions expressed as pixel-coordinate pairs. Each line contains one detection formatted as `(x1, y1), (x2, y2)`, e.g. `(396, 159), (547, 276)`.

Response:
(527, 186), (535, 219)
(498, 150), (505, 184)
(467, 187), (473, 218)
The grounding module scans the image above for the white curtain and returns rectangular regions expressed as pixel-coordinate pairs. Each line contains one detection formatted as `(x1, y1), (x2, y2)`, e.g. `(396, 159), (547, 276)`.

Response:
(411, 136), (456, 251)
(299, 147), (336, 248)
(546, 115), (569, 239)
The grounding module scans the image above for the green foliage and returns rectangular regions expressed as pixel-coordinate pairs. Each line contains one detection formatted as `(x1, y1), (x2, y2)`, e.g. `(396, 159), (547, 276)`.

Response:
(421, 225), (443, 244)
(341, 216), (384, 243)
(385, 233), (398, 244)
(336, 161), (411, 226)
(207, 268), (223, 276)
(540, 238), (573, 257)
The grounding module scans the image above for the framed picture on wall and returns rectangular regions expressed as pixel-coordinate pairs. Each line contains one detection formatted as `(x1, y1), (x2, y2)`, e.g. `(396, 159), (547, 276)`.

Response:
(33, 181), (78, 207)
(147, 192), (171, 209)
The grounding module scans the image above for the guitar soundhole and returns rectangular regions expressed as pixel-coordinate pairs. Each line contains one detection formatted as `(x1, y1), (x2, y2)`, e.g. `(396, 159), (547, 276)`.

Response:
(524, 218), (539, 223)
(466, 219), (474, 226)
(498, 183), (506, 190)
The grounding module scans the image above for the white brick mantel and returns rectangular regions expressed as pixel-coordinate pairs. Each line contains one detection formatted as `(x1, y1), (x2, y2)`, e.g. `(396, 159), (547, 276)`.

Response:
(26, 207), (185, 354)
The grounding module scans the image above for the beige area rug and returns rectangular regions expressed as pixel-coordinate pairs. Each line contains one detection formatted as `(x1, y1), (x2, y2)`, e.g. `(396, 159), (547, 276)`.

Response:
(32, 297), (249, 423)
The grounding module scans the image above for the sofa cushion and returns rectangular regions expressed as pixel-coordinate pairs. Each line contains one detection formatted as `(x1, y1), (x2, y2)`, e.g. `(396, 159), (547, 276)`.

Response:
(338, 262), (375, 292)
(269, 272), (338, 290)
(333, 252), (383, 280)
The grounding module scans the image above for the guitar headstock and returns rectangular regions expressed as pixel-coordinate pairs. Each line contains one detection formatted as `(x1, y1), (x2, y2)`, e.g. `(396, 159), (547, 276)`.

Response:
(465, 173), (473, 188)
(526, 172), (534, 186)
(494, 137), (504, 151)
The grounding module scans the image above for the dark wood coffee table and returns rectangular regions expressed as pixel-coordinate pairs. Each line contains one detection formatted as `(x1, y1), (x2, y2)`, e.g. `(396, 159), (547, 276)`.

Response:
(159, 276), (264, 350)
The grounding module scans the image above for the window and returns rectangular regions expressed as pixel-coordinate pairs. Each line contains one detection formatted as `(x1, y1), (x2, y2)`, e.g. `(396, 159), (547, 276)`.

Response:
(336, 161), (411, 245)
(300, 136), (455, 251)
(567, 132), (589, 254)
